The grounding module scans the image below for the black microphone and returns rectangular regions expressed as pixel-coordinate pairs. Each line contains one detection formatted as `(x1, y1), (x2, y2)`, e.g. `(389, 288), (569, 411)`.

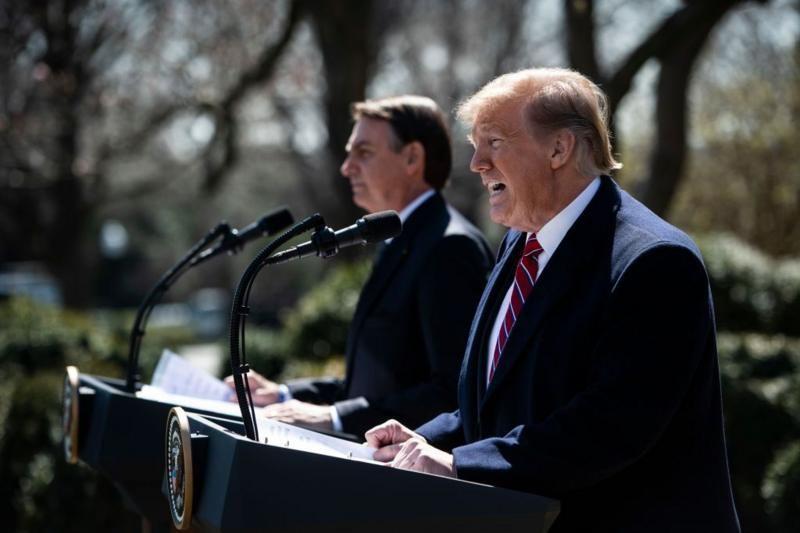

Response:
(267, 210), (401, 264)
(191, 207), (294, 266)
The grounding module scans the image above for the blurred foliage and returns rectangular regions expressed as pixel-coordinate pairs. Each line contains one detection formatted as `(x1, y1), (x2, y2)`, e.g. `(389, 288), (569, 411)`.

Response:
(699, 234), (800, 335)
(280, 259), (370, 361)
(0, 297), (194, 532)
(239, 326), (290, 379)
(237, 259), (369, 381)
(718, 332), (800, 533)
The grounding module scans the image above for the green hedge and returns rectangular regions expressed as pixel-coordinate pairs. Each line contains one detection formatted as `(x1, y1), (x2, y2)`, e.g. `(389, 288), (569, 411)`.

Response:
(0, 298), (194, 532)
(718, 332), (800, 533)
(280, 259), (370, 361)
(699, 234), (800, 335)
(231, 261), (370, 383)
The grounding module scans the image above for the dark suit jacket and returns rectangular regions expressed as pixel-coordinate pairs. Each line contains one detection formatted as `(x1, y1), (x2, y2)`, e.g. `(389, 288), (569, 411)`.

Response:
(288, 192), (493, 437)
(417, 177), (740, 533)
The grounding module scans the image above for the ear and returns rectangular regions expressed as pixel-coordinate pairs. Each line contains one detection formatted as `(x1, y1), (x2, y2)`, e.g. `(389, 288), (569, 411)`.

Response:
(404, 141), (425, 176)
(549, 130), (576, 171)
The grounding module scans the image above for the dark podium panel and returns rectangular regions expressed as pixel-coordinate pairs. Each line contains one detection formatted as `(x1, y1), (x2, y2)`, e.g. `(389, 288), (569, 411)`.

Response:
(172, 411), (560, 533)
(66, 369), (245, 528)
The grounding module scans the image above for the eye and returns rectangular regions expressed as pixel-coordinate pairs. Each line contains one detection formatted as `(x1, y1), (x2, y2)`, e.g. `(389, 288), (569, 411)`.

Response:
(489, 138), (503, 148)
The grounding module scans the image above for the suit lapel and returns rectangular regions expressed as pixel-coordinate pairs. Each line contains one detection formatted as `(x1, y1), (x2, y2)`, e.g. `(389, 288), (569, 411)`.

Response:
(479, 177), (620, 412)
(344, 193), (447, 388)
(458, 230), (525, 439)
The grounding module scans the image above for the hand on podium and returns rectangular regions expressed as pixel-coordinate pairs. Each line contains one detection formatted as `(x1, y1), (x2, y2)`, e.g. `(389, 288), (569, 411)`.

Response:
(262, 399), (333, 431)
(224, 370), (335, 431)
(366, 420), (455, 478)
(224, 370), (281, 406)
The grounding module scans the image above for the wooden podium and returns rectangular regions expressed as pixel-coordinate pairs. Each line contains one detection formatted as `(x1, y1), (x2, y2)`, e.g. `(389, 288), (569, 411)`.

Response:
(164, 408), (560, 533)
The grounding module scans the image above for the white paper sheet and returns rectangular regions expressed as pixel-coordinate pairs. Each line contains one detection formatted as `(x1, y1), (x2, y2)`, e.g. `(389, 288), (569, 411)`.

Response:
(137, 384), (246, 417)
(150, 348), (234, 402)
(256, 417), (378, 462)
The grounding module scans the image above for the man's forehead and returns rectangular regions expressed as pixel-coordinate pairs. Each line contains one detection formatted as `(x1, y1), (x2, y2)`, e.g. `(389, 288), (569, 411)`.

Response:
(470, 100), (524, 136)
(347, 117), (390, 147)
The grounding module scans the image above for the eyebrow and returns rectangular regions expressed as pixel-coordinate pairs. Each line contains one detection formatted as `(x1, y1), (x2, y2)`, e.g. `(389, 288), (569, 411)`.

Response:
(345, 139), (373, 152)
(473, 120), (524, 142)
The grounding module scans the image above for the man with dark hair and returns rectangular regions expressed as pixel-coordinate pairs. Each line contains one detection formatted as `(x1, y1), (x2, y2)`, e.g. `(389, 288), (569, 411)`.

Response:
(237, 95), (493, 438)
(367, 70), (739, 532)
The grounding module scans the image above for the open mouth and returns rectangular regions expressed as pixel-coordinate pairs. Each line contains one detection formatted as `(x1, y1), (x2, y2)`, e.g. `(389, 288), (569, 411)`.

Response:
(488, 181), (506, 194)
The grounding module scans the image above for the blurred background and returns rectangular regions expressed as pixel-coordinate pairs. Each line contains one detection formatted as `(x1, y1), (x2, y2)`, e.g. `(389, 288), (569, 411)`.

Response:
(0, 0), (798, 531)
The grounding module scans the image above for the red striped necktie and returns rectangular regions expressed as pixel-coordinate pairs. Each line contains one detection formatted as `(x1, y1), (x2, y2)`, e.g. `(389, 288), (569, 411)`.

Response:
(489, 234), (543, 382)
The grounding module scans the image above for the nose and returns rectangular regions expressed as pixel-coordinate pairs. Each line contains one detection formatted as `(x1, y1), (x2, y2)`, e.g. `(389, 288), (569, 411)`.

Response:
(340, 155), (354, 178)
(470, 146), (491, 174)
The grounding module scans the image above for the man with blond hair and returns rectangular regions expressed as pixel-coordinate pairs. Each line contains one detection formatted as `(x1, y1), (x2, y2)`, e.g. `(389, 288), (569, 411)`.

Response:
(367, 69), (740, 532)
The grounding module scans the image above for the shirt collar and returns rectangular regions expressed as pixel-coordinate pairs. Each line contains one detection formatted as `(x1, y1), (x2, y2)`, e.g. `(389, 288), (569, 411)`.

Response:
(397, 188), (436, 224)
(385, 188), (436, 244)
(532, 177), (600, 257)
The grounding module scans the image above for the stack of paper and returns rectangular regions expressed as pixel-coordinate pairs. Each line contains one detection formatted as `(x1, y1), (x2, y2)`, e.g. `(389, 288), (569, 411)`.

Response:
(140, 349), (378, 463)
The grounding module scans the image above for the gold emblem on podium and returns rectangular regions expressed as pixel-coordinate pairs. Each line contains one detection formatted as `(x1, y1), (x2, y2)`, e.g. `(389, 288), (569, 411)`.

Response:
(62, 366), (80, 464)
(166, 407), (193, 530)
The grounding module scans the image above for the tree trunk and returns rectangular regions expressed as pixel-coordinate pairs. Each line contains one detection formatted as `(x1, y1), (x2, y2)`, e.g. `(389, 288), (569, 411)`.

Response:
(565, 0), (601, 84)
(637, 1), (744, 216)
(307, 0), (378, 227)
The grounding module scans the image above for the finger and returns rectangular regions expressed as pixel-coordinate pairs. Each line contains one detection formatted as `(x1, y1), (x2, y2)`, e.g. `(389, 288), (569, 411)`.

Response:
(262, 405), (282, 417)
(392, 441), (422, 471)
(372, 443), (404, 462)
(268, 405), (294, 416)
(365, 419), (410, 448)
(364, 421), (394, 448)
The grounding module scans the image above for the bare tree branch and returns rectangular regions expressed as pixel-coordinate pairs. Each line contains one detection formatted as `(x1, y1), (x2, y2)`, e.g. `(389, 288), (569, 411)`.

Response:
(200, 0), (305, 193)
(605, 0), (765, 116)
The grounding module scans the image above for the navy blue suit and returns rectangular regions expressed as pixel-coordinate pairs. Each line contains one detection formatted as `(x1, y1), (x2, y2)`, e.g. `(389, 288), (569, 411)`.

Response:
(417, 177), (740, 532)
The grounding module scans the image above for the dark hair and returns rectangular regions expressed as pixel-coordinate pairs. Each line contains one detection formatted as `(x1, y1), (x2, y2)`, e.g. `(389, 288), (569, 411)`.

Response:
(351, 95), (452, 189)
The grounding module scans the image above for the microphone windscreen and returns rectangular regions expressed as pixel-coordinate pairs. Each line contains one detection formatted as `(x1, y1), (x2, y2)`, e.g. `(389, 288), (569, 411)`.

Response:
(361, 211), (402, 243)
(259, 207), (294, 235)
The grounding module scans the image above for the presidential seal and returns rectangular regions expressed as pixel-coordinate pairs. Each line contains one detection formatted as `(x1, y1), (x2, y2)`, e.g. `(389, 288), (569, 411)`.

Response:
(62, 366), (80, 464)
(166, 407), (193, 530)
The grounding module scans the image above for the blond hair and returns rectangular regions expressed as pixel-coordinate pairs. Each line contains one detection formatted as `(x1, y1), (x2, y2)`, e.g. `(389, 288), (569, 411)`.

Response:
(457, 68), (622, 177)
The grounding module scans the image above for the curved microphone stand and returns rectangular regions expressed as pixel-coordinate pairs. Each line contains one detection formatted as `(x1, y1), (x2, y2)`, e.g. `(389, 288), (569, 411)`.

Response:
(126, 223), (231, 392)
(228, 214), (326, 441)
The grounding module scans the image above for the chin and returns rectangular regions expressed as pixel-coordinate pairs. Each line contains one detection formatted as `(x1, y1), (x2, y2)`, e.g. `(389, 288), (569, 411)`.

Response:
(489, 209), (510, 228)
(352, 196), (372, 212)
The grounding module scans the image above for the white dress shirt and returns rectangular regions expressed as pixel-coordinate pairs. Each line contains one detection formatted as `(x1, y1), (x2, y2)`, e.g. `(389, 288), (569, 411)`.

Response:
(485, 177), (600, 385)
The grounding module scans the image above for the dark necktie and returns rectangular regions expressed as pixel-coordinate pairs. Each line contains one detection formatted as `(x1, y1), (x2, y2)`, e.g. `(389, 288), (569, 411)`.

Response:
(488, 234), (543, 382)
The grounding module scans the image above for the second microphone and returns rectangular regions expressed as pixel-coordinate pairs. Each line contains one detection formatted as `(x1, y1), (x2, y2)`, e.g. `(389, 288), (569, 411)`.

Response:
(267, 211), (401, 265)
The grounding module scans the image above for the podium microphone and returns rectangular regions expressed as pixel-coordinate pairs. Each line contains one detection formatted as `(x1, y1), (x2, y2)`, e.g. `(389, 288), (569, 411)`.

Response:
(191, 207), (294, 266)
(125, 206), (294, 392)
(267, 211), (401, 265)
